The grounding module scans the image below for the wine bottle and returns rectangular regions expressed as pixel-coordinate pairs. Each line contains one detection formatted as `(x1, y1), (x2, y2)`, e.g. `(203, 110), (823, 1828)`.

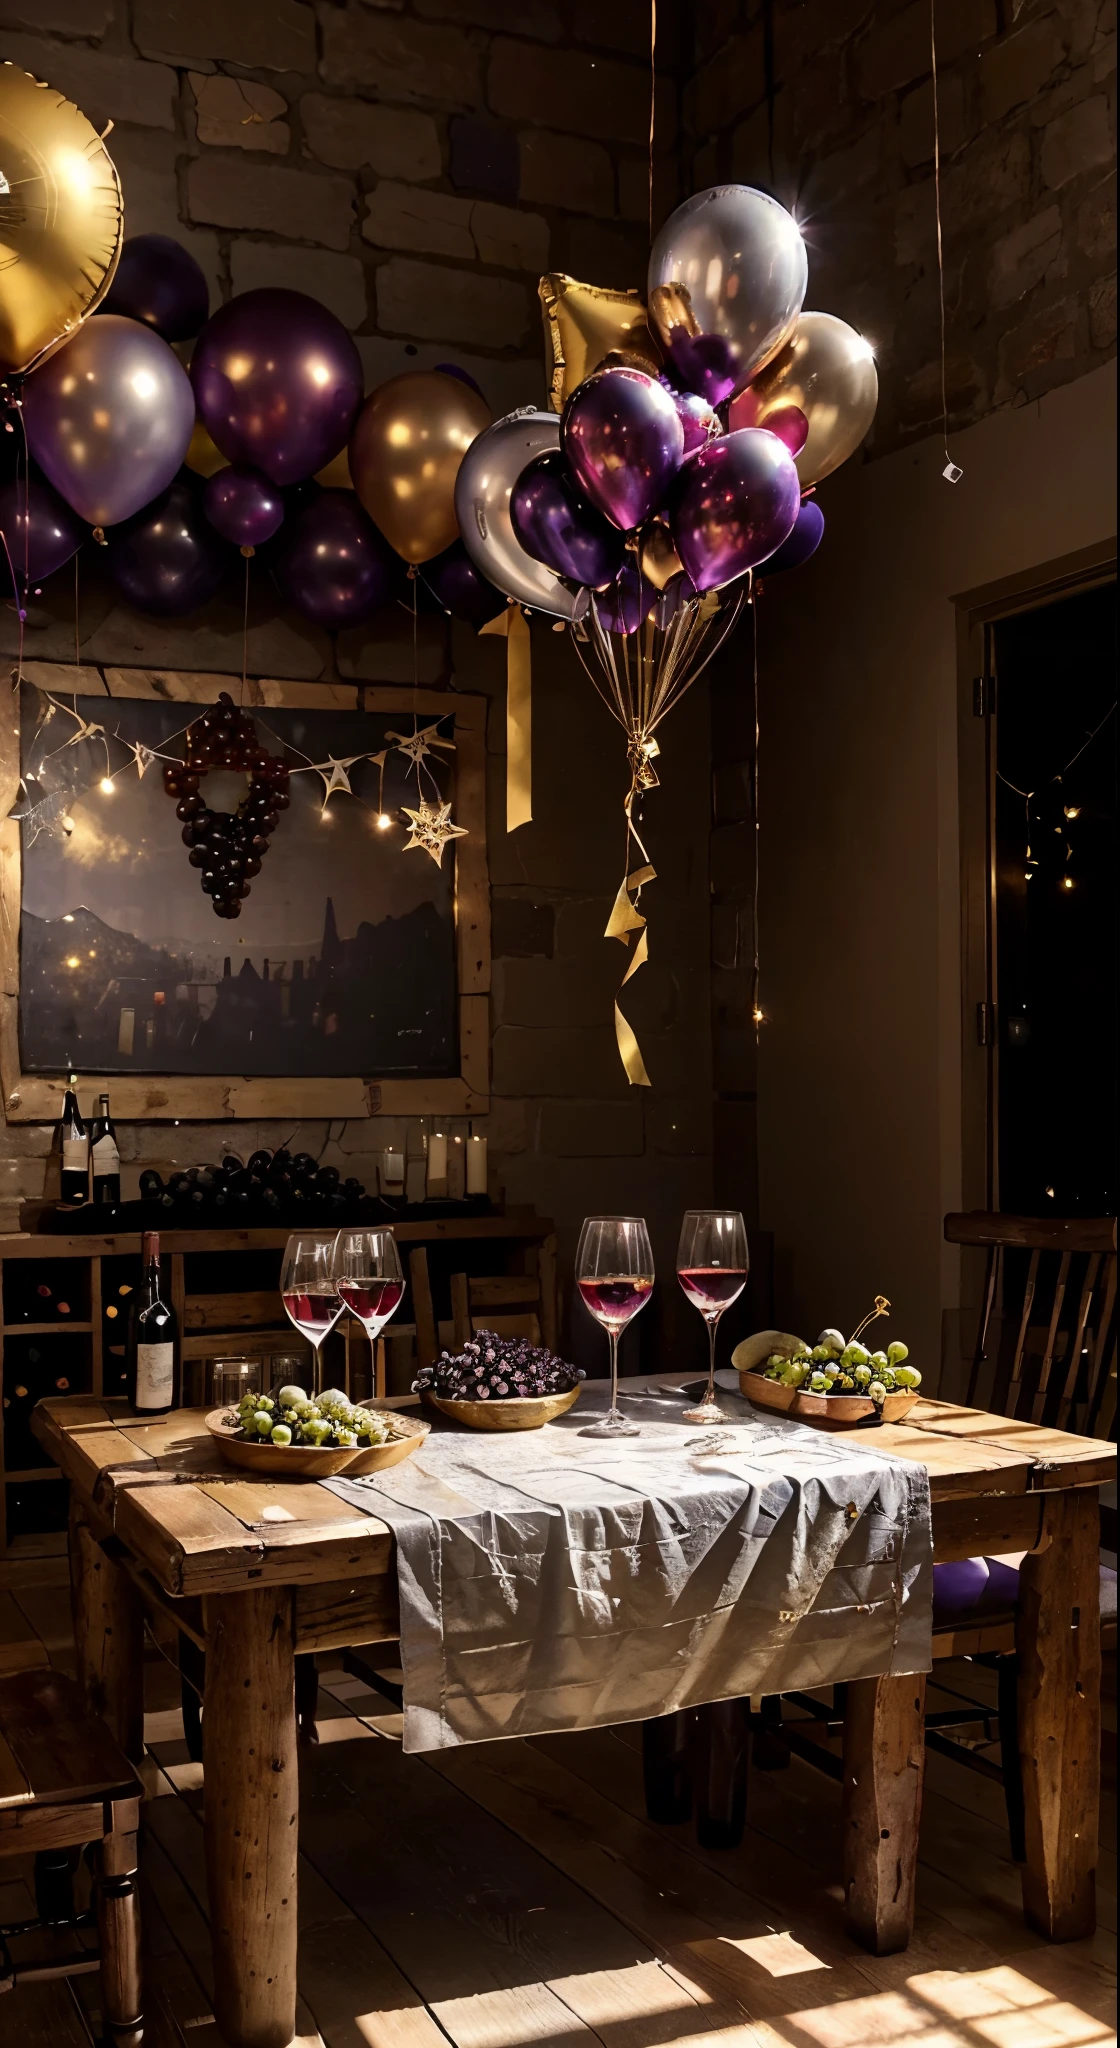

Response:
(125, 1232), (179, 1415)
(89, 1092), (121, 1205)
(59, 1075), (89, 1205)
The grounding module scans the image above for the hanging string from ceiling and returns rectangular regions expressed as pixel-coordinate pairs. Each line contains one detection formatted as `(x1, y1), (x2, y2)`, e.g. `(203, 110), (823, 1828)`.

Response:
(931, 0), (963, 483)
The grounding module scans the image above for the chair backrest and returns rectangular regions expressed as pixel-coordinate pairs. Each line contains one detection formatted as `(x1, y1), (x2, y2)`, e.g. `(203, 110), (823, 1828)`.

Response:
(944, 1213), (1117, 1434)
(409, 1239), (559, 1370)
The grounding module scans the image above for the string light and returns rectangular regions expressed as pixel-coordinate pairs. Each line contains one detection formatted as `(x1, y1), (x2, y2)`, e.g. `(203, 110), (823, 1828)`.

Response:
(376, 813), (393, 831)
(99, 776), (114, 795)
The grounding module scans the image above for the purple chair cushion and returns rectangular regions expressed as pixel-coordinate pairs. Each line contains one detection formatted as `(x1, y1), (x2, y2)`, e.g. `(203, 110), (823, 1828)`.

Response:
(933, 1557), (1116, 1626)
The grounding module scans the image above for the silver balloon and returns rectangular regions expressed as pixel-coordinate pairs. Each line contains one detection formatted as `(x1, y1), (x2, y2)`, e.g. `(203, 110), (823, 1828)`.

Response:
(23, 314), (195, 530)
(647, 185), (808, 404)
(454, 408), (587, 620)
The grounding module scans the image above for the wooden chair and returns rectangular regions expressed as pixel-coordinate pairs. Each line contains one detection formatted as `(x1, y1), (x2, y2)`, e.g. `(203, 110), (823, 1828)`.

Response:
(0, 1665), (143, 2044)
(410, 1238), (559, 1370)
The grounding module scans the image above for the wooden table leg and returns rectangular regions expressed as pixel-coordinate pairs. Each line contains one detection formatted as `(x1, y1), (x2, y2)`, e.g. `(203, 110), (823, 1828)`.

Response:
(203, 1587), (298, 2048)
(96, 1799), (143, 2048)
(842, 1671), (927, 1954)
(1016, 1486), (1101, 1940)
(69, 1499), (144, 1764)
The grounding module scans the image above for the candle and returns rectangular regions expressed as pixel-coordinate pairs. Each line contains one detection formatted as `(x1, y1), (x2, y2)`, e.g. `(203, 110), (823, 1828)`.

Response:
(381, 1148), (404, 1191)
(426, 1132), (448, 1194)
(465, 1133), (488, 1196)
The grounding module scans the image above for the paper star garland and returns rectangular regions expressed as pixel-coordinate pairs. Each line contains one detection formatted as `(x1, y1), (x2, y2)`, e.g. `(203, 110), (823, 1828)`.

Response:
(387, 722), (456, 771)
(401, 800), (468, 869)
(315, 756), (363, 805)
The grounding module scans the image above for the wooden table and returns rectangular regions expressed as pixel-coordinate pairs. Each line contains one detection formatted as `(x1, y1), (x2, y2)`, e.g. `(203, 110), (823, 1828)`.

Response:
(33, 1387), (1115, 2048)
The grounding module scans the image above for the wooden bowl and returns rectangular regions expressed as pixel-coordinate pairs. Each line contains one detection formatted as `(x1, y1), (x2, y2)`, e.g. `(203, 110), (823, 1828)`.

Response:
(738, 1368), (917, 1430)
(419, 1385), (581, 1431)
(205, 1405), (429, 1476)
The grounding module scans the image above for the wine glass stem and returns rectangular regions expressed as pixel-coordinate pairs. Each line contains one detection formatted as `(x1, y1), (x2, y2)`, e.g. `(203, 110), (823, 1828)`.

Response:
(608, 1328), (621, 1421)
(369, 1330), (378, 1400)
(704, 1313), (720, 1406)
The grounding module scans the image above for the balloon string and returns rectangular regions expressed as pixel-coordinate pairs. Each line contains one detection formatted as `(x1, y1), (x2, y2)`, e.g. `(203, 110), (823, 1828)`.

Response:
(1, 529), (26, 691)
(751, 579), (762, 1041)
(648, 0), (657, 246)
(241, 551), (250, 699)
(931, 0), (961, 482)
(74, 553), (81, 671)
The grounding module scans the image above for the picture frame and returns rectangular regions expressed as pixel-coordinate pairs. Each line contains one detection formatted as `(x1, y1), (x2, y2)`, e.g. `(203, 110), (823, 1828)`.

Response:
(0, 662), (490, 1122)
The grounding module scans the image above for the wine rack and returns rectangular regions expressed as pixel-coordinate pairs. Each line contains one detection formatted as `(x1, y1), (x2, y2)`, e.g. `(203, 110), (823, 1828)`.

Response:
(0, 1214), (556, 1552)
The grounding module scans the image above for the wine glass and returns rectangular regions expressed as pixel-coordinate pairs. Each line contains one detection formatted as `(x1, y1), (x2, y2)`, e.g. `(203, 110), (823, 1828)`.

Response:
(330, 1229), (404, 1391)
(280, 1233), (343, 1394)
(576, 1215), (655, 1439)
(677, 1210), (748, 1425)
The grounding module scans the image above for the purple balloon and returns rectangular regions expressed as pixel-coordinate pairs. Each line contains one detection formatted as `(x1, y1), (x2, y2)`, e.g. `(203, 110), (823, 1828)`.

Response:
(563, 367), (685, 534)
(191, 289), (363, 486)
(107, 479), (233, 617)
(272, 490), (397, 628)
(99, 233), (209, 343)
(595, 556), (658, 636)
(422, 540), (506, 626)
(664, 331), (739, 409)
(670, 387), (720, 458)
(671, 428), (801, 592)
(653, 570), (697, 628)
(24, 316), (195, 530)
(510, 450), (626, 590)
(204, 466), (284, 548)
(761, 497), (824, 575)
(435, 362), (486, 398)
(0, 478), (85, 585)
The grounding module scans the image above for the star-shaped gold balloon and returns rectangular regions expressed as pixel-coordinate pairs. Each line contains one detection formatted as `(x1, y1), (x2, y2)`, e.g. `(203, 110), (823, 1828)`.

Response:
(401, 800), (468, 869)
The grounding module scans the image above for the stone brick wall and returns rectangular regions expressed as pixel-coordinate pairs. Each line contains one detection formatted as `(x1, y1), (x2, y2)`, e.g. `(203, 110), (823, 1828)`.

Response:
(682, 0), (1115, 455)
(0, 0), (714, 1369)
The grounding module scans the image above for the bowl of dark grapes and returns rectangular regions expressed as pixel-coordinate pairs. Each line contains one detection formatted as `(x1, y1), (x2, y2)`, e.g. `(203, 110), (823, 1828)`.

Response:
(413, 1332), (585, 1430)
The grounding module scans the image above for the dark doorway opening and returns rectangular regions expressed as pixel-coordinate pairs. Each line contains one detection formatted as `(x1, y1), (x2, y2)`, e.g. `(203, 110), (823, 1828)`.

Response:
(993, 580), (1117, 1216)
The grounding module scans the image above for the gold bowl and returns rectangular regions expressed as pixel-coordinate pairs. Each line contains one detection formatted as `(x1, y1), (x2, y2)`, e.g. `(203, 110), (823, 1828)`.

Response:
(419, 1385), (581, 1432)
(205, 1405), (429, 1475)
(737, 1367), (917, 1430)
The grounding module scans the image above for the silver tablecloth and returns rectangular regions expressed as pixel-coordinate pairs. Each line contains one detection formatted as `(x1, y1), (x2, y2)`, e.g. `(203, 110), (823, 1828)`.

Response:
(326, 1380), (933, 1753)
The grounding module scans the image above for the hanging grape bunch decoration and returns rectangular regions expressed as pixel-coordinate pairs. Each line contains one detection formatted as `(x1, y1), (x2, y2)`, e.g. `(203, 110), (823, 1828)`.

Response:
(162, 693), (290, 920)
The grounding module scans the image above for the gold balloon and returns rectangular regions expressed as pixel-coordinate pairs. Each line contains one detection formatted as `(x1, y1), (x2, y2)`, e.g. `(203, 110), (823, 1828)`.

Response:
(733, 311), (878, 487)
(184, 416), (227, 478)
(539, 274), (661, 412)
(639, 516), (685, 593)
(0, 64), (123, 379)
(315, 444), (354, 490)
(349, 370), (491, 564)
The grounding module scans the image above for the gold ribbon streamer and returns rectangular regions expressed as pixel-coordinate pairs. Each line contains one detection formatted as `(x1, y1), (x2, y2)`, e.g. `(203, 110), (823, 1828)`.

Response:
(480, 603), (532, 830)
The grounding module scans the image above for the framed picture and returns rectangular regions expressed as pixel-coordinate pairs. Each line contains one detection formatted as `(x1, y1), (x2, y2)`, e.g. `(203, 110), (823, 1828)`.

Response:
(0, 663), (489, 1121)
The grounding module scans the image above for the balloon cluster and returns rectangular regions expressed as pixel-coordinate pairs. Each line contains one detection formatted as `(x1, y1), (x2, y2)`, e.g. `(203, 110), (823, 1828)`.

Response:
(163, 692), (290, 920)
(454, 186), (878, 637)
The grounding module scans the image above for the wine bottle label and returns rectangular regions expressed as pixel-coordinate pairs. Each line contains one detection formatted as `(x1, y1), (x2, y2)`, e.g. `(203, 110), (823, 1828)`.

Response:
(92, 1136), (120, 1170)
(62, 1137), (89, 1168)
(135, 1342), (175, 1408)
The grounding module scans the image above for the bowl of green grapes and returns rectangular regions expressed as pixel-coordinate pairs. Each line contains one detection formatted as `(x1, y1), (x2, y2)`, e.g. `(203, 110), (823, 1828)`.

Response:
(206, 1385), (429, 1475)
(733, 1327), (922, 1428)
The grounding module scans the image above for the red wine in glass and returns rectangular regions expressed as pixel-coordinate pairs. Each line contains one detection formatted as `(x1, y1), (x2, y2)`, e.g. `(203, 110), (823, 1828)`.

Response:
(336, 1277), (405, 1333)
(577, 1275), (654, 1330)
(575, 1216), (655, 1439)
(678, 1267), (748, 1315)
(676, 1212), (749, 1425)
(282, 1289), (343, 1340)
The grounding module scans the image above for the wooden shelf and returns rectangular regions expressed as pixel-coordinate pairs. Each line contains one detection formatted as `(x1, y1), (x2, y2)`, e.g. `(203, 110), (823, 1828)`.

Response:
(2, 1322), (94, 1336)
(3, 1467), (59, 1484)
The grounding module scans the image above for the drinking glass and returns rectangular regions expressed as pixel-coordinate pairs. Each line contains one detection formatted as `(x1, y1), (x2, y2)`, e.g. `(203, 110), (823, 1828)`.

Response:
(330, 1228), (404, 1384)
(280, 1233), (343, 1393)
(576, 1215), (655, 1439)
(212, 1357), (261, 1412)
(676, 1210), (748, 1425)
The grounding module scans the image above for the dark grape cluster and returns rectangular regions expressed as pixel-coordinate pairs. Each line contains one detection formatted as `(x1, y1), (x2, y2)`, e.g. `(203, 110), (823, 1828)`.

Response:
(413, 1331), (584, 1401)
(162, 691), (290, 920)
(139, 1148), (366, 1222)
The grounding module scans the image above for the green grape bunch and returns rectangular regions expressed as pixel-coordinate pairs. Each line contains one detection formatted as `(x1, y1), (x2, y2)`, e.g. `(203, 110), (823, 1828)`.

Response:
(762, 1335), (920, 1404)
(226, 1384), (394, 1449)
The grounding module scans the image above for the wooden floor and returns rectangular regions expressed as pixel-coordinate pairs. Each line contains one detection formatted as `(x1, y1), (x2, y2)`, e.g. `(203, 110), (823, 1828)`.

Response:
(1, 1542), (1116, 2048)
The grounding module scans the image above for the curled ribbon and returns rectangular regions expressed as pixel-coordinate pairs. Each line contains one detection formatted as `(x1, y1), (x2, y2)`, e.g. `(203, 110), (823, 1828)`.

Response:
(480, 601), (532, 831)
(604, 733), (661, 1086)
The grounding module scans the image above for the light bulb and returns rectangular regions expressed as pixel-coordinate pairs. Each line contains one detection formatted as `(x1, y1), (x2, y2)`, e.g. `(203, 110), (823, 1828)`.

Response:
(99, 776), (114, 794)
(1064, 805), (1080, 818)
(376, 813), (392, 831)
(1062, 876), (1074, 890)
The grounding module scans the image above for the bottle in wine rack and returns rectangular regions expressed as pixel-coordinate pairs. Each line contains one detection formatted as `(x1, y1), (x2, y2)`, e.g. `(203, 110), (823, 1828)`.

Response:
(125, 1232), (179, 1415)
(59, 1074), (89, 1205)
(89, 1092), (121, 1206)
